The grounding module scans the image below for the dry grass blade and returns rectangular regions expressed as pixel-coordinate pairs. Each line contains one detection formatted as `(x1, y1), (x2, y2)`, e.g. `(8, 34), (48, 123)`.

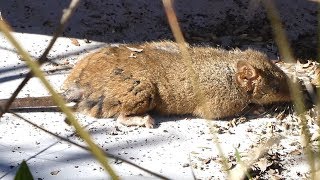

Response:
(0, 0), (79, 117)
(313, 1), (320, 161)
(229, 137), (281, 180)
(262, 0), (294, 63)
(318, 2), (320, 62)
(188, 154), (197, 180)
(162, 0), (210, 117)
(208, 124), (230, 177)
(40, 0), (79, 63)
(263, 0), (315, 178)
(162, 0), (230, 177)
(7, 110), (169, 180)
(0, 19), (118, 180)
(234, 148), (252, 180)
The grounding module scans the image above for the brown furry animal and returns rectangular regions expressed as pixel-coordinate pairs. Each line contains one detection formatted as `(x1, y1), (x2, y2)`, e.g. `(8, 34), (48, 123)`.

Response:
(1, 41), (291, 128)
(61, 41), (290, 128)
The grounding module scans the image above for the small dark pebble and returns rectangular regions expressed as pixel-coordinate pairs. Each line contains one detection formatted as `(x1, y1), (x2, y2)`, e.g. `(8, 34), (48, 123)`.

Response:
(182, 163), (190, 167)
(84, 39), (92, 43)
(203, 158), (211, 164)
(50, 170), (60, 175)
(114, 159), (123, 164)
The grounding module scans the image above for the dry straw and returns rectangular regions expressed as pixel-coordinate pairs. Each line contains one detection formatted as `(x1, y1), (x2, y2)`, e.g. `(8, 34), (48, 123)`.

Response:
(0, 0), (118, 178)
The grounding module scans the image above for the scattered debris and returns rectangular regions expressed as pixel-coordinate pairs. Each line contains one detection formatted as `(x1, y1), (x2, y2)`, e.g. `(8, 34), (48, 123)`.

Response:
(70, 38), (80, 46)
(126, 47), (143, 53)
(50, 170), (60, 175)
(182, 163), (190, 168)
(128, 53), (137, 58)
(84, 38), (92, 43)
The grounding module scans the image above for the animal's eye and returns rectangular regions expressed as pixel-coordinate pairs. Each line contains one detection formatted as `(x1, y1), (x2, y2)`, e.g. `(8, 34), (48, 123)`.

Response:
(270, 81), (280, 93)
(272, 86), (280, 93)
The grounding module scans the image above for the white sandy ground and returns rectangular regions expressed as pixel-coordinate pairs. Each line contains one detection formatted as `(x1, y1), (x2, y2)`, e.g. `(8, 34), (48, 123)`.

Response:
(0, 33), (317, 179)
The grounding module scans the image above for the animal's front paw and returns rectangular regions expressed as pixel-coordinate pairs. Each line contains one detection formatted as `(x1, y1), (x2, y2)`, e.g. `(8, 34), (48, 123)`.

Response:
(143, 115), (155, 128)
(117, 114), (155, 128)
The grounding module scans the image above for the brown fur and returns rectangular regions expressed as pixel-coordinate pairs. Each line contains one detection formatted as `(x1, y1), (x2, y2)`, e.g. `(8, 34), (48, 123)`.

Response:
(61, 41), (291, 128)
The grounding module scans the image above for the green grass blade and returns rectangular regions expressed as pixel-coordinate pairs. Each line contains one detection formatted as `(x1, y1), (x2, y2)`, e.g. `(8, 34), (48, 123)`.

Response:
(14, 160), (34, 180)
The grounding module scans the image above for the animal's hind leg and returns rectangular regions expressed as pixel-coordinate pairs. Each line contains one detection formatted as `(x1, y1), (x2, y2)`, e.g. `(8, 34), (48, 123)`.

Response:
(66, 77), (158, 128)
(74, 90), (106, 118)
(102, 78), (157, 128)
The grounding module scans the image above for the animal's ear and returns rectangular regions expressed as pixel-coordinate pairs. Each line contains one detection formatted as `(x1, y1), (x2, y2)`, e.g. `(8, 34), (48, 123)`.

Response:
(236, 61), (259, 92)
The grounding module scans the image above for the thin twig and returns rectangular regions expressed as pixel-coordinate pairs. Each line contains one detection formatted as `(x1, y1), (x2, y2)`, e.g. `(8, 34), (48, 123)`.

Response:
(0, 0), (80, 117)
(188, 153), (197, 180)
(7, 110), (169, 180)
(0, 5), (119, 179)
(263, 0), (314, 178)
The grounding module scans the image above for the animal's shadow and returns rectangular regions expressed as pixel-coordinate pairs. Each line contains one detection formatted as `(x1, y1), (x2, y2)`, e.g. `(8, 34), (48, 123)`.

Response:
(0, 0), (317, 59)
